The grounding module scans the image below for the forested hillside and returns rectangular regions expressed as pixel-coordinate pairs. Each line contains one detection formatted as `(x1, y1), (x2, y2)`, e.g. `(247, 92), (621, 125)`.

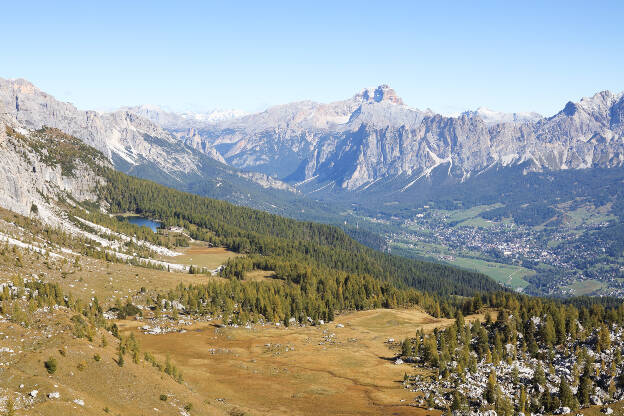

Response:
(99, 170), (502, 298)
(1, 121), (504, 325)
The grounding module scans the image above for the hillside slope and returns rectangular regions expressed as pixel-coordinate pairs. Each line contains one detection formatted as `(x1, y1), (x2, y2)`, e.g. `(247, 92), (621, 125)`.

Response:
(1, 113), (623, 416)
(0, 116), (501, 299)
(0, 78), (334, 221)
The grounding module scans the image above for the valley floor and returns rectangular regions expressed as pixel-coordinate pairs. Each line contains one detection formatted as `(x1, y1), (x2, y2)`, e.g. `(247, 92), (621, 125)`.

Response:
(119, 308), (453, 416)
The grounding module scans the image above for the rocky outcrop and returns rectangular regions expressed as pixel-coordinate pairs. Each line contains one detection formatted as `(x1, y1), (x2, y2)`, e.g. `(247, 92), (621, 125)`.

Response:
(0, 116), (103, 227)
(0, 78), (203, 176)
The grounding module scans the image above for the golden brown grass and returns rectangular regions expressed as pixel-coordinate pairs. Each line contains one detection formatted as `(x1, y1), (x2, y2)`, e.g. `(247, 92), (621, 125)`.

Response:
(121, 308), (454, 416)
(160, 244), (240, 270)
(244, 269), (278, 282)
(0, 310), (227, 416)
(0, 248), (222, 306)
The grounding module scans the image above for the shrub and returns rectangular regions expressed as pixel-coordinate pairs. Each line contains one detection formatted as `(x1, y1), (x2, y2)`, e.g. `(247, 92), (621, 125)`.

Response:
(44, 357), (57, 374)
(93, 353), (101, 362)
(159, 394), (168, 401)
(77, 361), (87, 371)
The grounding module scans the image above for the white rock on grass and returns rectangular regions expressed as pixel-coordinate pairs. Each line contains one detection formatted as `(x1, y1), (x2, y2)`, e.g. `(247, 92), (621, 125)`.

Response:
(73, 398), (85, 406)
(48, 391), (60, 399)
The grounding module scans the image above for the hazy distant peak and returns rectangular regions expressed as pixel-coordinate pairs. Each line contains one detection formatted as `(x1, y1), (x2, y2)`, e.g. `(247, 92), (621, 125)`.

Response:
(120, 104), (247, 129)
(353, 84), (404, 105)
(462, 106), (543, 125)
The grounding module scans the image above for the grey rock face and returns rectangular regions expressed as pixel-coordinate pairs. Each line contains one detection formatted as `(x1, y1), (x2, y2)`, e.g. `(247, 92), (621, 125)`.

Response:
(181, 86), (624, 191)
(0, 78), (293, 193)
(0, 78), (202, 177)
(0, 116), (103, 226)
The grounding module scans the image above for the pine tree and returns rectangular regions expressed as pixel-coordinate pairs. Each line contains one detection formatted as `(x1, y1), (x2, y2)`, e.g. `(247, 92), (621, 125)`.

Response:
(577, 364), (593, 405)
(597, 324), (611, 352)
(519, 386), (527, 414)
(117, 348), (124, 367)
(496, 394), (514, 416)
(541, 391), (553, 414)
(401, 338), (412, 357)
(540, 315), (556, 347)
(559, 377), (575, 409)
(423, 336), (438, 366)
(450, 390), (463, 411)
(511, 365), (519, 386)
(485, 369), (498, 404)
(533, 362), (546, 390)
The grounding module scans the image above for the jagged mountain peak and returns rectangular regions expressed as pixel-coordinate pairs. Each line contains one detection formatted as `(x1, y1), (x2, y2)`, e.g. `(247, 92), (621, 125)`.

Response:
(2, 77), (39, 93)
(577, 90), (623, 113)
(555, 90), (622, 117)
(353, 84), (404, 105)
(191, 87), (624, 191)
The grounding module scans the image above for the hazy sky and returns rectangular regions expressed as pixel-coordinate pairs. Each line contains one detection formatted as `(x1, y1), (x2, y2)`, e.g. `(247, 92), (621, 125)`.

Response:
(1, 1), (622, 115)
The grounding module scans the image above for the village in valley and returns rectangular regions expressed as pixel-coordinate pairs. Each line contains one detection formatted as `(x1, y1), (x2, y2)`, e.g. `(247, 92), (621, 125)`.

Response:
(384, 204), (624, 298)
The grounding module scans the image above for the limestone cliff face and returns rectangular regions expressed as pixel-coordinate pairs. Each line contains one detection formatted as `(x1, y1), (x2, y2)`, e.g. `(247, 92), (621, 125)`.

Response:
(0, 78), (294, 195)
(185, 87), (624, 191)
(0, 117), (104, 226)
(0, 78), (203, 177)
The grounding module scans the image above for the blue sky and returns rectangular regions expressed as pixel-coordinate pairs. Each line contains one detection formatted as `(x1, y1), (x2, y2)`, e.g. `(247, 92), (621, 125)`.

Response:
(1, 1), (622, 115)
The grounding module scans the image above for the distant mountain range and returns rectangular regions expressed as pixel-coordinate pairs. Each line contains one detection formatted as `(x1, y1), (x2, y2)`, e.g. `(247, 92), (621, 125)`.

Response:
(2, 77), (623, 204)
(140, 84), (624, 194)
